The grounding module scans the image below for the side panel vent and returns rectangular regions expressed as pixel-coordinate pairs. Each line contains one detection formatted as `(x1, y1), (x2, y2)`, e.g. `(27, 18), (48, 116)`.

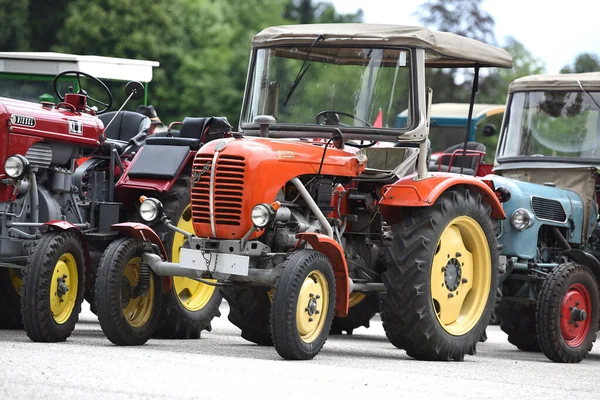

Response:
(531, 196), (567, 222)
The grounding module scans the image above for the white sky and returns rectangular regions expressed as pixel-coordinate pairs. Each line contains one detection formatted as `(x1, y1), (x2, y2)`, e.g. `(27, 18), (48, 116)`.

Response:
(331, 0), (599, 73)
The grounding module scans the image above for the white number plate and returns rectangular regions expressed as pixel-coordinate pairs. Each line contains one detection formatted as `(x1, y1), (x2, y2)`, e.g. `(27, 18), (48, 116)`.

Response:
(179, 248), (249, 276)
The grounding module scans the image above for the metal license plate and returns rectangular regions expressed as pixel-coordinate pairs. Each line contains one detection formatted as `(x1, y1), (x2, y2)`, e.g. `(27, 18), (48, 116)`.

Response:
(179, 248), (250, 276)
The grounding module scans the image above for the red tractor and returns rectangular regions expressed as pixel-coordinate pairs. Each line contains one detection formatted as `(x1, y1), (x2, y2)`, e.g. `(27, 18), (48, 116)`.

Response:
(0, 71), (224, 342)
(95, 24), (512, 360)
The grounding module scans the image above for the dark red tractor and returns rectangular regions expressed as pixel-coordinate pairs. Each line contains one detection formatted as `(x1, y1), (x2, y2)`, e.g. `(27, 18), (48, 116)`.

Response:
(0, 71), (224, 342)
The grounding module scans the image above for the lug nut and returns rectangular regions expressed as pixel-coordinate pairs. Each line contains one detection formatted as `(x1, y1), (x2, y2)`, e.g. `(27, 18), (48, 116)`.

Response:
(315, 295), (320, 299)
(456, 252), (462, 257)
(309, 318), (313, 322)
(309, 293), (314, 298)
(448, 293), (454, 298)
(441, 267), (447, 272)
(315, 310), (320, 315)
(462, 278), (468, 284)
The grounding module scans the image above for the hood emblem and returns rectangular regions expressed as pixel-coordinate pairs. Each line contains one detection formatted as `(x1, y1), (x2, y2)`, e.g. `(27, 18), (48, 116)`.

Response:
(214, 140), (227, 152)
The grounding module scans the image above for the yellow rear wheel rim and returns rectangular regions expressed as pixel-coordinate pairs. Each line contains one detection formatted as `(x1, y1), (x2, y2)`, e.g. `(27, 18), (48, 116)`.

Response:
(50, 253), (79, 325)
(430, 216), (491, 335)
(172, 205), (216, 311)
(348, 292), (366, 308)
(8, 268), (22, 295)
(122, 257), (154, 328)
(296, 270), (329, 343)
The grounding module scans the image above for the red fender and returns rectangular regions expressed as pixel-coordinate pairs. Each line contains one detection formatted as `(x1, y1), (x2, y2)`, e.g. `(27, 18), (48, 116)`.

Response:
(378, 173), (506, 220)
(296, 232), (349, 317)
(42, 220), (91, 285)
(110, 222), (168, 260)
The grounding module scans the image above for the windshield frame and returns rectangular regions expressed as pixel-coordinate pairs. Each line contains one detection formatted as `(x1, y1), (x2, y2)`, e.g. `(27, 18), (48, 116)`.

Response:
(239, 45), (420, 140)
(496, 89), (600, 165)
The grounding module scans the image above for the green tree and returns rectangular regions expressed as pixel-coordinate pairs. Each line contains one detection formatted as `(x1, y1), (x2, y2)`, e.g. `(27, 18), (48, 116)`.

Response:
(53, 0), (285, 127)
(560, 53), (600, 73)
(284, 0), (363, 24)
(416, 0), (496, 103)
(29, 0), (71, 51)
(417, 0), (495, 43)
(0, 0), (30, 51)
(479, 37), (546, 105)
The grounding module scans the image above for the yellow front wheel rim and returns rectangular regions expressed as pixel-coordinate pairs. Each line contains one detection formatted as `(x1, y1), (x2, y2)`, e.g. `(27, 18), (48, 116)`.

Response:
(122, 257), (154, 328)
(171, 205), (216, 311)
(50, 253), (79, 325)
(296, 270), (329, 343)
(430, 216), (491, 335)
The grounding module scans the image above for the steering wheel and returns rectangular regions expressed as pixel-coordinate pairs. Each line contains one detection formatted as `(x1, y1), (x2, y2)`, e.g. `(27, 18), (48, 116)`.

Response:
(53, 70), (113, 114)
(316, 110), (378, 148)
(316, 110), (373, 127)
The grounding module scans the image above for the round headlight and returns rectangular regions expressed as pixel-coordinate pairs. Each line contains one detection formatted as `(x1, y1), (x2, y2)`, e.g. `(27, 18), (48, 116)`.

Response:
(511, 208), (533, 231)
(251, 204), (272, 228)
(139, 198), (163, 222)
(4, 155), (28, 179)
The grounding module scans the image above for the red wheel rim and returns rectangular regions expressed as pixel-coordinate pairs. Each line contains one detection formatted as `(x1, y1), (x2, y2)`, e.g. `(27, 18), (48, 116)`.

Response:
(560, 283), (592, 347)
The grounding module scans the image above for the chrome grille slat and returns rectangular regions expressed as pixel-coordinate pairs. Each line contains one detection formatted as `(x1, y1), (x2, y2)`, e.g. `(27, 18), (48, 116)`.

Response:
(531, 196), (567, 222)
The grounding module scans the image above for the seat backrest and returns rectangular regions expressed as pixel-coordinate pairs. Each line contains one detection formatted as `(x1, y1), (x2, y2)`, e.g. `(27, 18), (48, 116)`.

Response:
(440, 141), (486, 170)
(361, 147), (409, 171)
(179, 116), (232, 142)
(98, 111), (150, 142)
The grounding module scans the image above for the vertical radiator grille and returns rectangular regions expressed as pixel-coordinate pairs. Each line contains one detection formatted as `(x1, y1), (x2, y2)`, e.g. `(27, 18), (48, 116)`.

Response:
(191, 154), (246, 228)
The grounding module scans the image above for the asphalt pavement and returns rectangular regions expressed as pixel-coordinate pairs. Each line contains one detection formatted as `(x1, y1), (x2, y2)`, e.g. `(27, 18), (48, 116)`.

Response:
(1, 302), (600, 400)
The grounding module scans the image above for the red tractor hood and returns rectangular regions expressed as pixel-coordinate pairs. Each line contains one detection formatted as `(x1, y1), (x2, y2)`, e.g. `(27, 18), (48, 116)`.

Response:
(0, 96), (103, 149)
(191, 137), (366, 239)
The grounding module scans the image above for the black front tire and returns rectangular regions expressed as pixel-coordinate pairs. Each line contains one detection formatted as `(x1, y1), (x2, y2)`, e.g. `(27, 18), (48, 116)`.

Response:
(21, 231), (85, 342)
(381, 187), (499, 361)
(271, 250), (335, 360)
(95, 238), (162, 346)
(536, 262), (599, 363)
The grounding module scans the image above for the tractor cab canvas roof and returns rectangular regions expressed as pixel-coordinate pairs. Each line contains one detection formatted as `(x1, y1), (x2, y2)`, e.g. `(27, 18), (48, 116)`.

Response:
(252, 24), (513, 68)
(509, 72), (600, 92)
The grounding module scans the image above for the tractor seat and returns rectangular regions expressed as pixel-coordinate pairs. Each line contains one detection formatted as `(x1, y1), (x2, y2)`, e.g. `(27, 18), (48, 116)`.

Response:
(429, 142), (485, 176)
(356, 146), (419, 182)
(145, 116), (231, 150)
(127, 116), (232, 180)
(98, 111), (151, 154)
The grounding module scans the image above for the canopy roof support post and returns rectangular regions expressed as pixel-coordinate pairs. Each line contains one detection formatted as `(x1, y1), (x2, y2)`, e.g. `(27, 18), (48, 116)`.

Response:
(460, 66), (480, 174)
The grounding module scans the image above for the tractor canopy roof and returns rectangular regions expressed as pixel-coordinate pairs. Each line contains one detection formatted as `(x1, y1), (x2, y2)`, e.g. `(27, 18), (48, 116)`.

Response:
(509, 72), (600, 92)
(252, 24), (513, 68)
(0, 52), (159, 83)
(417, 103), (505, 121)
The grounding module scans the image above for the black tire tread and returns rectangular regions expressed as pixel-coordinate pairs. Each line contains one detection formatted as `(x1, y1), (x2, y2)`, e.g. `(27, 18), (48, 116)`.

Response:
(0, 267), (23, 329)
(496, 301), (540, 352)
(330, 293), (380, 335)
(220, 287), (273, 345)
(95, 237), (162, 346)
(270, 250), (336, 360)
(21, 231), (85, 342)
(152, 181), (222, 339)
(536, 262), (599, 363)
(381, 187), (499, 361)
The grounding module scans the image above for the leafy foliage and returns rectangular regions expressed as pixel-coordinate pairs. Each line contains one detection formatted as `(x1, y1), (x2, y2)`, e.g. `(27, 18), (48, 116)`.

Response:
(561, 53), (600, 74)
